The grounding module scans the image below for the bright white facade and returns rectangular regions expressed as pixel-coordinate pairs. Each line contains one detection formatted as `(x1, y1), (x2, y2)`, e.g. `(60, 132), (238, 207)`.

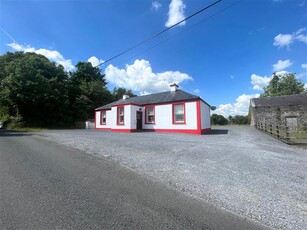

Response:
(95, 84), (211, 134)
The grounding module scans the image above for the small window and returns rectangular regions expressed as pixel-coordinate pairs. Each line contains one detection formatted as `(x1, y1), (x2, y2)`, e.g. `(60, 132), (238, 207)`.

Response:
(146, 107), (155, 124)
(117, 107), (124, 125)
(286, 117), (298, 130)
(173, 103), (185, 124)
(101, 111), (106, 125)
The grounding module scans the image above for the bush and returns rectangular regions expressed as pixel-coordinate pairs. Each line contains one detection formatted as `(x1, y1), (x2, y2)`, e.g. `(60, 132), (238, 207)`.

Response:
(211, 114), (228, 125)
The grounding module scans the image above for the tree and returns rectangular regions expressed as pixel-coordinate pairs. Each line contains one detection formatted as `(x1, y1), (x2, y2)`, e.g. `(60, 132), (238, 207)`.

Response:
(68, 62), (113, 121)
(262, 73), (305, 97)
(211, 114), (228, 125)
(112, 87), (137, 101)
(230, 115), (249, 125)
(0, 52), (70, 127)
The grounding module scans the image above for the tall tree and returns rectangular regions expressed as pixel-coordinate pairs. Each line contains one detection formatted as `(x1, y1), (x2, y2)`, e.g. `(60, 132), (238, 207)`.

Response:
(0, 52), (70, 127)
(211, 114), (228, 125)
(262, 73), (305, 97)
(112, 87), (137, 101)
(69, 62), (113, 121)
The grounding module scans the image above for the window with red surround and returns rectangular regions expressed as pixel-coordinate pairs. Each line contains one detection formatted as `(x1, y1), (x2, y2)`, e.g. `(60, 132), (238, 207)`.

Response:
(101, 111), (106, 125)
(117, 107), (124, 125)
(172, 103), (186, 124)
(145, 106), (155, 124)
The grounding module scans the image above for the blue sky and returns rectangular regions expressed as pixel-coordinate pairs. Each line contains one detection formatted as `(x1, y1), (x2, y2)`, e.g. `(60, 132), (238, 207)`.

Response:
(1, 0), (306, 117)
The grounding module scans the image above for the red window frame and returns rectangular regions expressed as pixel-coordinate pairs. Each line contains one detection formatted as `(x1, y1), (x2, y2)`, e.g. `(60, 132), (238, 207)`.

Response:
(101, 111), (107, 125)
(172, 103), (186, 124)
(145, 106), (155, 124)
(117, 106), (124, 125)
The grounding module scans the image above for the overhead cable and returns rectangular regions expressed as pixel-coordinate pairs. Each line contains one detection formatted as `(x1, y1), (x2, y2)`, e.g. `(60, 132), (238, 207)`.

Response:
(97, 0), (222, 67)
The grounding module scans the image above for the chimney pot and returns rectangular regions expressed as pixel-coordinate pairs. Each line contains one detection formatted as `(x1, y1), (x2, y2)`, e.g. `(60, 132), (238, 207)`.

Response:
(123, 94), (130, 100)
(170, 83), (179, 92)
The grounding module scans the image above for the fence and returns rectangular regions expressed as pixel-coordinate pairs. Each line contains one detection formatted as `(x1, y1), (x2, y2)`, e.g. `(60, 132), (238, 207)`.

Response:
(255, 122), (307, 145)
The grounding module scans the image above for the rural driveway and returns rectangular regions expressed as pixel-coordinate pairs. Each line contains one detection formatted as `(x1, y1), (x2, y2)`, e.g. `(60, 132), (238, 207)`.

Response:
(36, 126), (307, 230)
(0, 129), (268, 230)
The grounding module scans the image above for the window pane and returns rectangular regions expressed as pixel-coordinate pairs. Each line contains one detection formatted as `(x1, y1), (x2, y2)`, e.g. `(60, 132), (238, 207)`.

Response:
(174, 104), (184, 114)
(118, 107), (124, 123)
(148, 115), (154, 122)
(147, 108), (154, 115)
(175, 114), (184, 122)
(174, 104), (184, 122)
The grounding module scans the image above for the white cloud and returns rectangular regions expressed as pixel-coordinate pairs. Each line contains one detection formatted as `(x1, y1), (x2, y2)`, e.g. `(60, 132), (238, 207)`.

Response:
(165, 0), (186, 27)
(193, 89), (200, 94)
(273, 34), (293, 47)
(275, 70), (289, 75)
(302, 64), (307, 69)
(272, 59), (293, 72)
(251, 74), (271, 91)
(152, 1), (162, 11)
(296, 34), (307, 43)
(214, 94), (260, 118)
(105, 59), (192, 93)
(7, 42), (74, 71)
(273, 28), (307, 48)
(88, 56), (104, 67)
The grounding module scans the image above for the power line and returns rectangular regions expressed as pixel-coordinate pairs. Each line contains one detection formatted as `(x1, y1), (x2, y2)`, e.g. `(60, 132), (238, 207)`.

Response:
(97, 0), (222, 67)
(112, 0), (242, 67)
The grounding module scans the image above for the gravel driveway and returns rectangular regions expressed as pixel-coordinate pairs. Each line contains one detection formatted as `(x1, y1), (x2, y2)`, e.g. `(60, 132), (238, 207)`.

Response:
(37, 126), (307, 230)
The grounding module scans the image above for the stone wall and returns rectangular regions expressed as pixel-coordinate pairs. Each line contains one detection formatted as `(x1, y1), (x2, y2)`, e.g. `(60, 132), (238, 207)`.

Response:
(251, 104), (307, 130)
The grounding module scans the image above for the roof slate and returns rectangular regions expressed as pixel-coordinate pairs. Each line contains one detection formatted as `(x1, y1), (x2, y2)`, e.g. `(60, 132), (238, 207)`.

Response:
(96, 89), (209, 110)
(251, 94), (307, 107)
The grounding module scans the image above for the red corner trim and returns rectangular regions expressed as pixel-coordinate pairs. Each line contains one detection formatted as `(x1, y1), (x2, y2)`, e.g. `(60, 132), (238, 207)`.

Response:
(196, 100), (201, 133)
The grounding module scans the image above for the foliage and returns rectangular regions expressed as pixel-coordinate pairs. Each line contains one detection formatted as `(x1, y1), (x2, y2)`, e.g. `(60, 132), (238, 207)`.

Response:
(211, 114), (228, 125)
(0, 52), (70, 127)
(0, 52), (138, 128)
(68, 62), (113, 121)
(228, 115), (249, 125)
(112, 87), (137, 101)
(262, 73), (305, 97)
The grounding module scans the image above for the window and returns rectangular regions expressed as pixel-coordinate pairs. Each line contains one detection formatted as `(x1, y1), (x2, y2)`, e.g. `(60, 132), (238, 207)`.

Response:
(145, 107), (155, 124)
(117, 107), (124, 125)
(173, 103), (185, 124)
(101, 111), (106, 125)
(286, 117), (298, 130)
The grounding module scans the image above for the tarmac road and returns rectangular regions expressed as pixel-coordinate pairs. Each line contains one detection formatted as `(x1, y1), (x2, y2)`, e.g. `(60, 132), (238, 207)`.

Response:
(0, 129), (269, 230)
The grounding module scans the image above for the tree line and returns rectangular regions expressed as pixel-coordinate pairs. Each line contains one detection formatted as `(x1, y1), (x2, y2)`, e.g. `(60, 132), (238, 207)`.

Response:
(211, 72), (305, 125)
(0, 51), (135, 128)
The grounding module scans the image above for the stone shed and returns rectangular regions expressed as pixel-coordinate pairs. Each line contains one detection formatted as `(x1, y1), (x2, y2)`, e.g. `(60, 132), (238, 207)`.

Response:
(250, 94), (307, 131)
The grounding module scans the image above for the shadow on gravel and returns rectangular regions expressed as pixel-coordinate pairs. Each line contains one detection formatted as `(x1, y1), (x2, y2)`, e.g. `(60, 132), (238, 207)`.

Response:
(206, 129), (228, 135)
(0, 129), (33, 137)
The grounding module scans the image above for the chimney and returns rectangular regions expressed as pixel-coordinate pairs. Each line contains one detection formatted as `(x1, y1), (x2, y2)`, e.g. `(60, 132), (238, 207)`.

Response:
(170, 83), (179, 92)
(123, 94), (130, 100)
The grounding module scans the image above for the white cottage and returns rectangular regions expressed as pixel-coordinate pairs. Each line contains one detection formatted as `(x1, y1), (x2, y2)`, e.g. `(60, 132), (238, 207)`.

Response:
(95, 84), (211, 134)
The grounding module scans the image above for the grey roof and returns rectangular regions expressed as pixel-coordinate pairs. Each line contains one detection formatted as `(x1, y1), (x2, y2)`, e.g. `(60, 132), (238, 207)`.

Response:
(96, 89), (209, 110)
(250, 93), (307, 107)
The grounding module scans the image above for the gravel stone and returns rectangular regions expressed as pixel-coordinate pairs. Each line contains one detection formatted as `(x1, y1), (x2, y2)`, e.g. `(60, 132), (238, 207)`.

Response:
(36, 126), (307, 230)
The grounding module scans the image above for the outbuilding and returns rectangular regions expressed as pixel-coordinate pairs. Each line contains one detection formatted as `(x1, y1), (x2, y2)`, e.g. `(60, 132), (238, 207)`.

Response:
(95, 84), (211, 134)
(250, 93), (307, 131)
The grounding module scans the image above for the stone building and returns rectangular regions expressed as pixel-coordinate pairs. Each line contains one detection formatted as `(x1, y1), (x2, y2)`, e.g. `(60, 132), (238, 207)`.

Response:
(250, 94), (307, 130)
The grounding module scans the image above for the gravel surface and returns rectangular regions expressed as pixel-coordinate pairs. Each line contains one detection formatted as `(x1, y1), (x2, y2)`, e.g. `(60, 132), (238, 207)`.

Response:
(37, 126), (307, 230)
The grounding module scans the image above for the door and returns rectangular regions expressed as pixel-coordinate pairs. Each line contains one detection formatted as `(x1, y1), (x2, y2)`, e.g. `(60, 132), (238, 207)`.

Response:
(136, 111), (142, 130)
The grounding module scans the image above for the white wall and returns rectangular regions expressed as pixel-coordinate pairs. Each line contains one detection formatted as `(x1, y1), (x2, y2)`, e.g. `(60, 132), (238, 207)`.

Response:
(200, 101), (211, 129)
(96, 101), (202, 131)
(96, 105), (134, 129)
(143, 101), (197, 130)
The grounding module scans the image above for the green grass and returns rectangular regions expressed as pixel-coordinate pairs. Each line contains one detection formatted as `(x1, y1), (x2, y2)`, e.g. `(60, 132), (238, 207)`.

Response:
(10, 127), (47, 132)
